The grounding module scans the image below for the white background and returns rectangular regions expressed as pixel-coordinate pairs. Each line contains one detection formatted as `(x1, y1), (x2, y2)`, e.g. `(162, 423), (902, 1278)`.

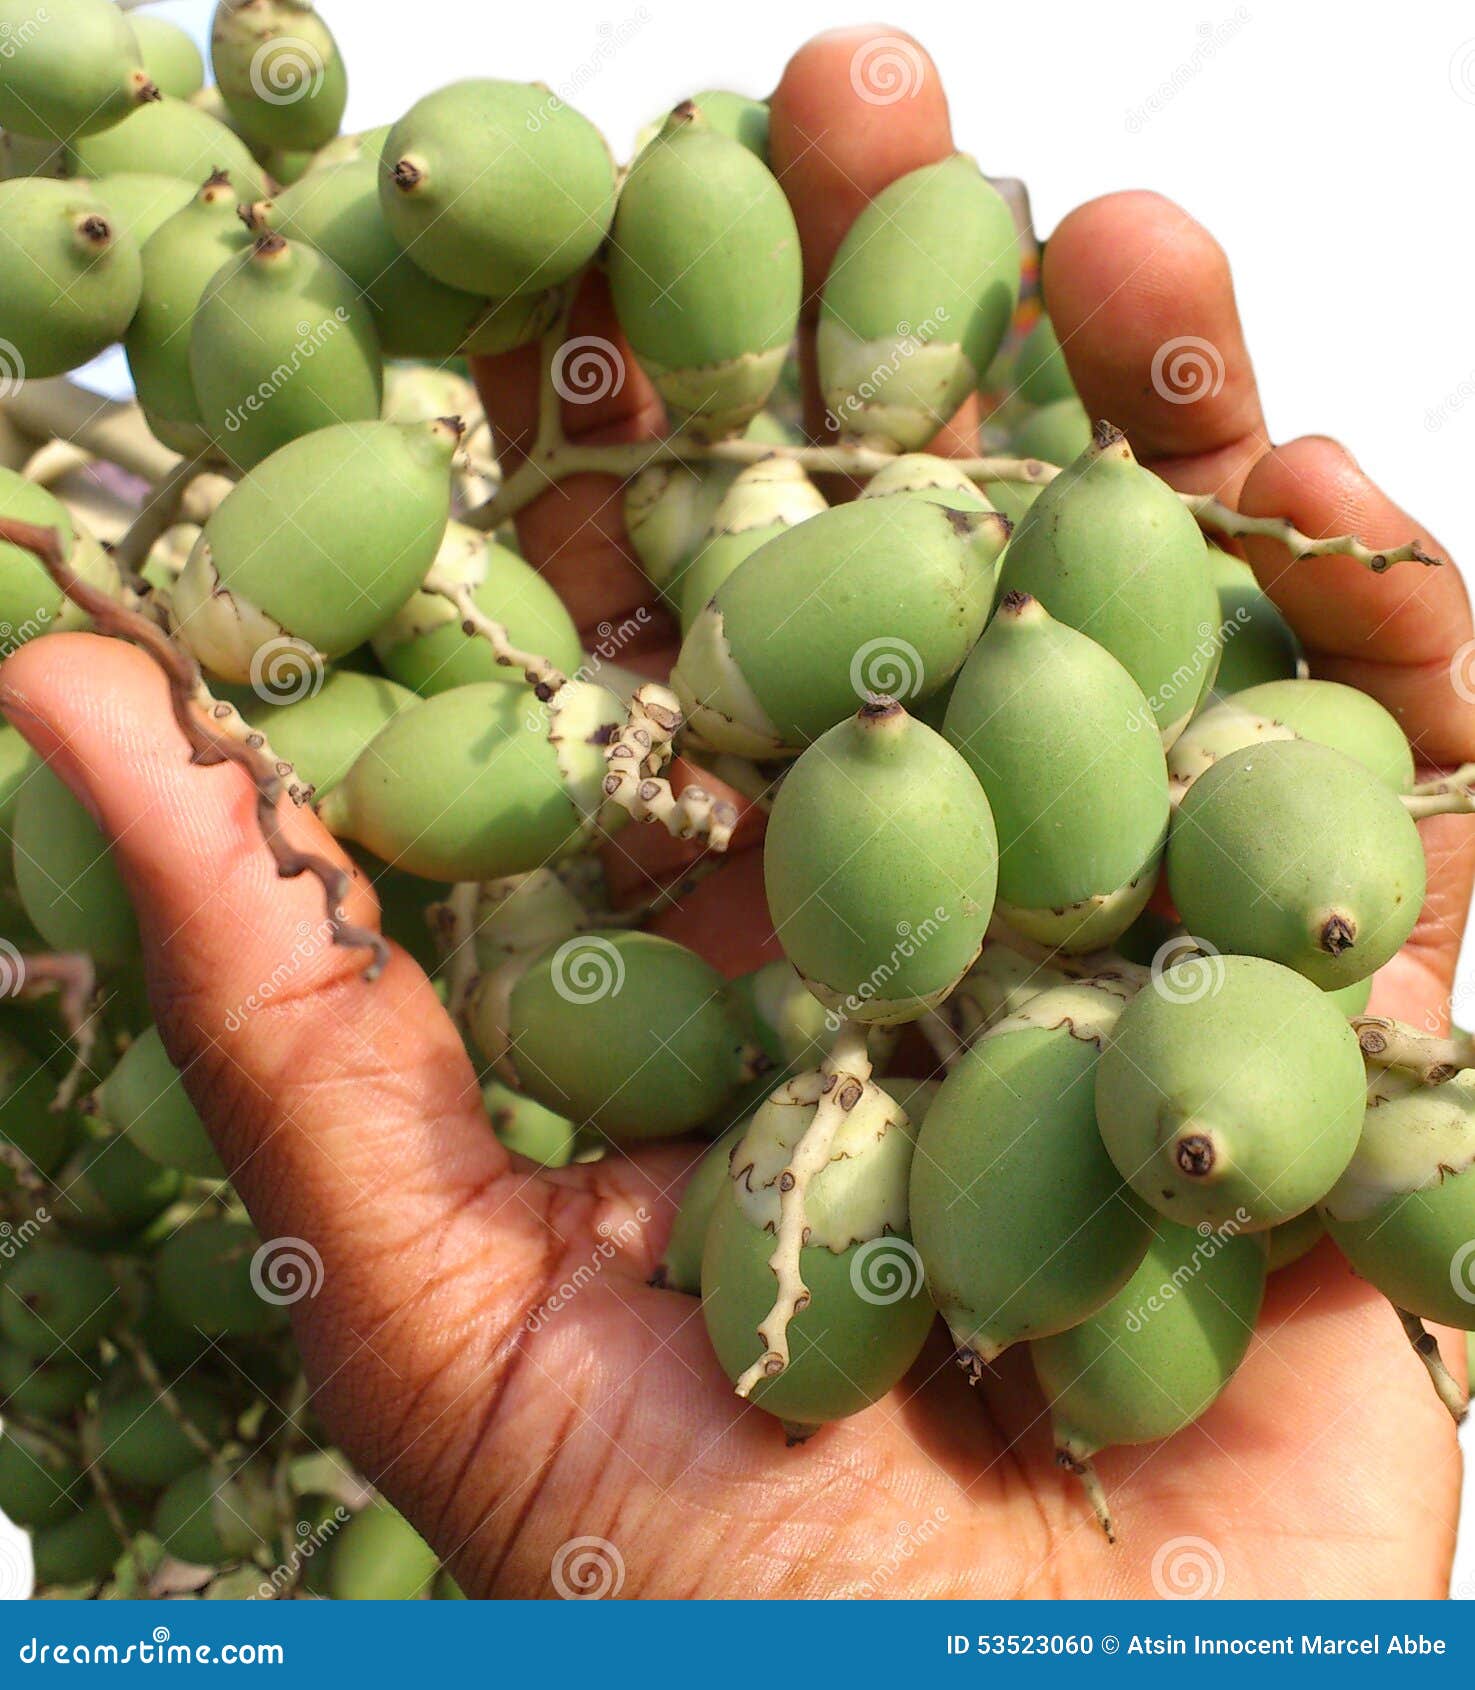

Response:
(19, 0), (1475, 1599)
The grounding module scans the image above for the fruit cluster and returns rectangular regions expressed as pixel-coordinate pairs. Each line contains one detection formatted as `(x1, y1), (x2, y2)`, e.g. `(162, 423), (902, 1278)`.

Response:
(0, 0), (1469, 1589)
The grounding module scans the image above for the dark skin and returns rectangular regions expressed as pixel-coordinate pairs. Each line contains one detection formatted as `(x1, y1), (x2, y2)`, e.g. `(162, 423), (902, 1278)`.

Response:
(2, 28), (1469, 1597)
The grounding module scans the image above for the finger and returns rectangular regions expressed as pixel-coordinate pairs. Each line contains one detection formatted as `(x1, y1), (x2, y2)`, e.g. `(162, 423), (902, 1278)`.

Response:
(1041, 190), (1266, 497)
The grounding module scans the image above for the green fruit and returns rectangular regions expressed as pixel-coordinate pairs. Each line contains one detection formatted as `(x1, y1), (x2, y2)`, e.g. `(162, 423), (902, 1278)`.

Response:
(95, 1025), (223, 1179)
(305, 124), (391, 175)
(1169, 678), (1414, 799)
(0, 1346), (92, 1416)
(317, 680), (621, 883)
(67, 95), (270, 201)
(328, 1502), (439, 1600)
(765, 703), (997, 1024)
(1206, 547), (1301, 698)
(1168, 739), (1425, 989)
(88, 171), (194, 247)
(1266, 1209), (1324, 1273)
(153, 1462), (273, 1566)
(691, 90), (769, 158)
(97, 1381), (229, 1488)
(944, 593), (1170, 949)
(672, 494), (1007, 758)
(727, 960), (838, 1072)
(0, 467), (122, 645)
(124, 171), (253, 453)
(242, 669), (418, 798)
(1012, 314), (1076, 407)
(210, 0), (347, 153)
(0, 0), (155, 139)
(371, 522), (582, 696)
(154, 1217), (290, 1338)
(700, 1074), (933, 1428)
(817, 155), (1020, 450)
(130, 15), (206, 101)
(52, 1123), (182, 1235)
(13, 760), (139, 969)
(483, 1079), (585, 1168)
(1325, 975), (1374, 1018)
(1096, 955), (1366, 1232)
(169, 418), (454, 677)
(610, 107), (799, 439)
(859, 453), (991, 512)
(997, 425), (1218, 744)
(474, 931), (756, 1141)
(911, 982), (1152, 1363)
(0, 178), (141, 376)
(470, 867), (586, 975)
(189, 232), (382, 472)
(32, 1500), (126, 1585)
(380, 79), (616, 296)
(0, 1025), (76, 1176)
(0, 1428), (82, 1527)
(656, 1117), (748, 1294)
(0, 1242), (117, 1356)
(1009, 397), (1091, 465)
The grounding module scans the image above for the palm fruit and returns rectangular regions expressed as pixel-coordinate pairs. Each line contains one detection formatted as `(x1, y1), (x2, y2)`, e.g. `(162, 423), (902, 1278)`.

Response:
(242, 670), (417, 797)
(0, 178), (141, 377)
(765, 702), (997, 1024)
(130, 15), (206, 101)
(1207, 547), (1301, 698)
(380, 79), (616, 296)
(472, 931), (758, 1142)
(328, 1503), (440, 1600)
(817, 155), (1020, 450)
(727, 960), (840, 1072)
(672, 494), (1008, 758)
(691, 89), (770, 158)
(1266, 1209), (1324, 1272)
(153, 1462), (275, 1566)
(483, 1079), (591, 1168)
(655, 1118), (749, 1294)
(1031, 1212), (1266, 1537)
(210, 0), (347, 154)
(94, 1025), (223, 1179)
(858, 452), (990, 512)
(0, 1347), (92, 1417)
(0, 1024), (77, 1181)
(189, 232), (383, 472)
(997, 425), (1219, 745)
(1010, 397), (1091, 465)
(672, 458), (826, 630)
(0, 1429), (83, 1528)
(154, 1217), (290, 1338)
(1168, 678), (1414, 800)
(32, 1501), (127, 1585)
(124, 171), (253, 454)
(1096, 955), (1365, 1232)
(306, 124), (391, 175)
(370, 523), (582, 696)
(944, 594), (1170, 950)
(609, 105), (800, 439)
(51, 1123), (182, 1236)
(97, 1382), (229, 1488)
(0, 1242), (117, 1356)
(0, 0), (156, 139)
(911, 981), (1152, 1366)
(67, 95), (270, 202)
(1168, 739), (1425, 989)
(318, 680), (622, 883)
(471, 868), (585, 975)
(1011, 314), (1076, 407)
(12, 760), (139, 970)
(0, 468), (122, 645)
(168, 418), (454, 680)
(88, 172), (194, 248)
(701, 1073), (934, 1430)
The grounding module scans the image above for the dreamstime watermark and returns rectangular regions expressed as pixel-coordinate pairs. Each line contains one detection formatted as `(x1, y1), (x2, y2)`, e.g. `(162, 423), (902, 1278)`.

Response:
(1451, 39), (1475, 104)
(0, 6), (48, 63)
(1449, 1239), (1475, 1305)
(527, 9), (650, 132)
(1424, 371), (1475, 433)
(1127, 609), (1248, 732)
(249, 1236), (325, 1307)
(850, 638), (925, 702)
(249, 36), (325, 107)
(0, 1531), (31, 1602)
(0, 1208), (50, 1266)
(1151, 1534), (1226, 1598)
(223, 919), (331, 1031)
(526, 1212), (650, 1335)
(1448, 639), (1475, 705)
(849, 34), (926, 105)
(550, 934), (626, 1004)
(1150, 936), (1227, 1004)
(1125, 9), (1250, 132)
(220, 310), (352, 436)
(824, 909), (951, 1029)
(249, 636), (324, 705)
(0, 606), (52, 661)
(1124, 1212), (1251, 1334)
(850, 1236), (927, 1306)
(0, 338), (23, 399)
(854, 1508), (949, 1597)
(823, 307), (952, 434)
(551, 336), (625, 405)
(522, 608), (654, 732)
(254, 1506), (349, 1599)
(1151, 335), (1226, 405)
(0, 938), (24, 999)
(551, 1535), (625, 1599)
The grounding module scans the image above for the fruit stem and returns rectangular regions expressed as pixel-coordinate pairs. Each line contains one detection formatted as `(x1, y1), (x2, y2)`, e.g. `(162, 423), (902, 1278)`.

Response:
(1393, 1305), (1468, 1423)
(1057, 1451), (1116, 1543)
(425, 881), (481, 1027)
(0, 378), (178, 482)
(76, 1413), (150, 1588)
(1409, 762), (1475, 800)
(8, 952), (100, 1111)
(601, 682), (738, 848)
(113, 1329), (232, 1472)
(19, 437), (92, 489)
(1352, 1016), (1475, 1084)
(419, 570), (568, 696)
(733, 1021), (872, 1400)
(1180, 494), (1443, 572)
(112, 450), (213, 583)
(1403, 786), (1475, 819)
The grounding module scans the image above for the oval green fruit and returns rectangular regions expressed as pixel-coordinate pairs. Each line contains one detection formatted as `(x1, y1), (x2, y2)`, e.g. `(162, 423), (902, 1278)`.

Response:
(153, 1462), (273, 1566)
(130, 15), (205, 101)
(67, 94), (270, 201)
(95, 1024), (223, 1179)
(0, 1429), (83, 1528)
(483, 1079), (586, 1168)
(0, 0), (156, 139)
(88, 171), (194, 248)
(210, 0), (347, 153)
(0, 1346), (92, 1417)
(154, 1217), (290, 1339)
(0, 1024), (76, 1178)
(0, 467), (122, 645)
(1009, 396), (1091, 465)
(1206, 547), (1301, 698)
(1011, 314), (1076, 407)
(655, 1117), (748, 1295)
(1265, 1209), (1324, 1273)
(31, 1500), (126, 1585)
(97, 1381), (229, 1488)
(328, 1502), (439, 1600)
(0, 1241), (117, 1356)
(726, 959), (839, 1073)
(51, 1122), (182, 1235)
(242, 669), (418, 797)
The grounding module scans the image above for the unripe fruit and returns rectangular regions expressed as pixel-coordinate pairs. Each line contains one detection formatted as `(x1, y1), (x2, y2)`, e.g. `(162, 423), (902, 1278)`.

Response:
(0, 179), (141, 377)
(210, 0), (347, 154)
(1207, 547), (1301, 698)
(242, 669), (418, 798)
(655, 1117), (748, 1294)
(858, 452), (991, 512)
(0, 1242), (117, 1356)
(672, 494), (1007, 757)
(95, 1025), (223, 1179)
(1266, 1209), (1324, 1273)
(701, 1074), (934, 1428)
(473, 930), (757, 1141)
(0, 1025), (75, 1178)
(1009, 396), (1091, 465)
(0, 1429), (83, 1528)
(13, 760), (139, 969)
(68, 95), (270, 202)
(124, 172), (253, 454)
(1012, 315), (1076, 407)
(727, 959), (840, 1072)
(130, 15), (206, 101)
(765, 703), (997, 1024)
(97, 1381), (229, 1488)
(1168, 739), (1426, 989)
(380, 79), (616, 296)
(328, 1502), (439, 1600)
(0, 468), (122, 645)
(673, 457), (825, 630)
(0, 0), (156, 139)
(52, 1123), (182, 1236)
(1097, 955), (1366, 1232)
(471, 868), (586, 975)
(0, 1347), (92, 1417)
(610, 107), (800, 439)
(911, 982), (1152, 1364)
(817, 155), (1020, 450)
(318, 680), (621, 883)
(189, 233), (382, 472)
(997, 425), (1219, 744)
(169, 418), (454, 679)
(945, 594), (1170, 948)
(370, 522), (582, 696)
(32, 1501), (127, 1585)
(306, 124), (392, 176)
(690, 89), (770, 158)
(483, 1079), (587, 1168)
(154, 1217), (290, 1338)
(89, 172), (194, 248)
(153, 1462), (275, 1566)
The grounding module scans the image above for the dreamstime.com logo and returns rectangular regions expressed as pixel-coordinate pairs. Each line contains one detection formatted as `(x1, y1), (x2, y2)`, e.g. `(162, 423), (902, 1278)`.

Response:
(0, 1210), (50, 1267)
(1123, 1212), (1251, 1334)
(854, 1508), (949, 1597)
(1449, 639), (1475, 705)
(1151, 1534), (1227, 1599)
(850, 1236), (926, 1305)
(0, 1530), (30, 1601)
(1150, 335), (1226, 405)
(1127, 609), (1248, 733)
(249, 36), (326, 106)
(0, 7), (48, 63)
(525, 1211), (650, 1334)
(824, 910), (950, 1029)
(824, 307), (952, 434)
(552, 336), (625, 405)
(0, 938), (24, 999)
(551, 935), (626, 1004)
(249, 636), (325, 705)
(522, 609), (653, 733)
(250, 1237), (325, 1306)
(0, 337), (23, 398)
(1150, 935), (1227, 1004)
(1448, 1240), (1475, 1305)
(849, 34), (926, 105)
(223, 919), (331, 1031)
(850, 638), (925, 702)
(551, 1535), (625, 1599)
(0, 606), (52, 661)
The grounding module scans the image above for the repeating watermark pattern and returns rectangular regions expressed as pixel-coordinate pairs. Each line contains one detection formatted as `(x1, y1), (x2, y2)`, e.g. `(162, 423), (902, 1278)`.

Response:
(527, 9), (650, 132)
(1451, 39), (1475, 104)
(249, 37), (325, 106)
(0, 607), (53, 662)
(1151, 335), (1226, 405)
(249, 637), (325, 705)
(849, 34), (926, 106)
(0, 1531), (32, 1602)
(525, 1212), (650, 1335)
(0, 1208), (50, 1266)
(521, 608), (653, 732)
(254, 1507), (349, 1599)
(854, 1509), (950, 1597)
(250, 1237), (325, 1307)
(1423, 370), (1475, 433)
(850, 1236), (927, 1305)
(223, 919), (331, 1031)
(1449, 1240), (1475, 1305)
(551, 935), (626, 1004)
(0, 7), (48, 63)
(1150, 936), (1227, 1004)
(1125, 9), (1251, 132)
(850, 638), (925, 703)
(0, 338), (24, 399)
(824, 911), (950, 1029)
(551, 1535), (625, 1599)
(823, 307), (951, 435)
(1450, 639), (1475, 705)
(1127, 610), (1247, 733)
(221, 310), (352, 436)
(551, 336), (625, 406)
(0, 938), (24, 999)
(1151, 1533), (1227, 1599)
(1124, 1212), (1251, 1334)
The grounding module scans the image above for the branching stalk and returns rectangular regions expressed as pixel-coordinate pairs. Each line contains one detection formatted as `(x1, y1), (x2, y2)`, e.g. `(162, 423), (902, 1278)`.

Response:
(602, 683), (738, 849)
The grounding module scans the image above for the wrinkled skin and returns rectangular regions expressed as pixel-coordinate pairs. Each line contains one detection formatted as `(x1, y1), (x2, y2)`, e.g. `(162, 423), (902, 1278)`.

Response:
(2, 27), (1468, 1599)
